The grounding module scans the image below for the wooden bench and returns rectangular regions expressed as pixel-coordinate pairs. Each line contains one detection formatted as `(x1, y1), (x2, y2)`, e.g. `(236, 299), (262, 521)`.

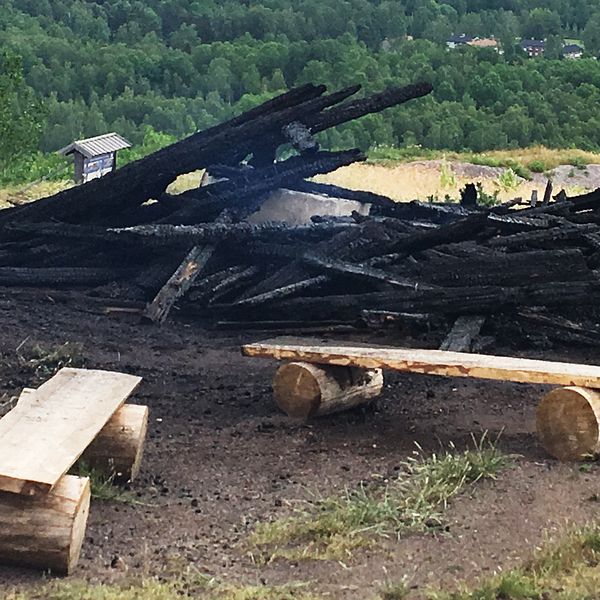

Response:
(243, 338), (600, 462)
(0, 367), (146, 574)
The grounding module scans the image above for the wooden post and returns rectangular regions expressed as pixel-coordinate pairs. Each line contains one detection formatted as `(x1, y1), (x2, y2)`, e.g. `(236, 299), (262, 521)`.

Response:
(537, 386), (600, 461)
(272, 361), (383, 419)
(0, 475), (90, 574)
(18, 390), (148, 482)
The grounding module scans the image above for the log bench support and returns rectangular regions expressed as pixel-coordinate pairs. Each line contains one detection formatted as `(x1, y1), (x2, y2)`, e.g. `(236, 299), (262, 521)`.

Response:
(0, 475), (90, 574)
(537, 386), (600, 461)
(273, 361), (383, 418)
(245, 338), (600, 461)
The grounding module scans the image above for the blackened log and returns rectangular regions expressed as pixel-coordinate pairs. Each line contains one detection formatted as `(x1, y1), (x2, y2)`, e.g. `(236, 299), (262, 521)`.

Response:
(234, 275), (329, 308)
(543, 180), (553, 206)
(143, 245), (215, 323)
(112, 221), (356, 245)
(207, 266), (262, 305)
(0, 267), (131, 286)
(390, 213), (489, 254)
(439, 316), (486, 352)
(419, 249), (592, 288)
(516, 311), (600, 347)
(486, 213), (551, 233)
(361, 310), (432, 329)
(253, 280), (600, 321)
(188, 266), (245, 302)
(290, 181), (397, 211)
(307, 83), (433, 133)
(300, 252), (436, 290)
(487, 223), (596, 249)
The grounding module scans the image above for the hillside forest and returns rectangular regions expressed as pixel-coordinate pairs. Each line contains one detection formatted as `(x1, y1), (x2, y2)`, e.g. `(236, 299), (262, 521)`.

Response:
(3, 0), (600, 181)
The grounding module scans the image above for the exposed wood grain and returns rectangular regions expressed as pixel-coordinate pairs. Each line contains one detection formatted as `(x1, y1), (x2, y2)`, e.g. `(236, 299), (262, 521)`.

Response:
(273, 362), (383, 418)
(17, 390), (148, 481)
(243, 338), (600, 388)
(0, 474), (90, 573)
(537, 386), (600, 461)
(0, 368), (141, 495)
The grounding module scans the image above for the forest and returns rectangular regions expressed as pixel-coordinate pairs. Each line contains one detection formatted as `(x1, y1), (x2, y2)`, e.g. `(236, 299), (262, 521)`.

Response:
(3, 0), (600, 178)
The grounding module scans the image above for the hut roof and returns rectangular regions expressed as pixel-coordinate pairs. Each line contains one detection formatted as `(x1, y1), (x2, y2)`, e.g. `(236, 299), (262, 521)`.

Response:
(58, 132), (131, 159)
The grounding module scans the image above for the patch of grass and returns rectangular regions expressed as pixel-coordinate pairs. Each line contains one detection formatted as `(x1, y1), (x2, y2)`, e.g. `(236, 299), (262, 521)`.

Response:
(380, 579), (411, 600)
(475, 182), (500, 207)
(249, 435), (509, 562)
(4, 576), (320, 600)
(16, 340), (86, 378)
(439, 162), (456, 189)
(429, 525), (600, 599)
(527, 159), (547, 174)
(497, 167), (521, 192)
(75, 462), (139, 505)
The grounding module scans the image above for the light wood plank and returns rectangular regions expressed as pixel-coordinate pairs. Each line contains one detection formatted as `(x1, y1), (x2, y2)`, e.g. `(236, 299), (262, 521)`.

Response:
(0, 368), (141, 495)
(243, 338), (600, 388)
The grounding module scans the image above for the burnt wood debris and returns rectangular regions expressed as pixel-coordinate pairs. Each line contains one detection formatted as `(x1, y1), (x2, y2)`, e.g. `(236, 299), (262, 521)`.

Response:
(2, 81), (600, 347)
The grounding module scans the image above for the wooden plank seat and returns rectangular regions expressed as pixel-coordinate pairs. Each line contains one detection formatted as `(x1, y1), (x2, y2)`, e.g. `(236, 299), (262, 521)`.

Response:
(243, 338), (600, 461)
(0, 368), (145, 574)
(0, 367), (141, 496)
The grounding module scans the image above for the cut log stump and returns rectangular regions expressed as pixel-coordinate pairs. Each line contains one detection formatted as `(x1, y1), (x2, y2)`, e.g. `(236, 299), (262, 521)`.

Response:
(273, 361), (383, 419)
(0, 474), (90, 574)
(537, 386), (600, 461)
(18, 390), (148, 482)
(82, 404), (148, 481)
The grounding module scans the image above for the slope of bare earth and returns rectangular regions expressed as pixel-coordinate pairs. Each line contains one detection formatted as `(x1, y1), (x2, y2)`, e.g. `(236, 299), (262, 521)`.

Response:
(1, 290), (600, 598)
(319, 161), (600, 203)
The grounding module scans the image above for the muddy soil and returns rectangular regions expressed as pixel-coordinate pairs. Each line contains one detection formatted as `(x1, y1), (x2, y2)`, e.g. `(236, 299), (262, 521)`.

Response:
(1, 289), (600, 598)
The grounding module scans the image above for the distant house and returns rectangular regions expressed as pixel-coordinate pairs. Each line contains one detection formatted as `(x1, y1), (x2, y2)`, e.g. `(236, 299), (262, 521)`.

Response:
(562, 44), (584, 59)
(58, 132), (131, 184)
(469, 37), (499, 50)
(446, 34), (473, 49)
(521, 39), (545, 57)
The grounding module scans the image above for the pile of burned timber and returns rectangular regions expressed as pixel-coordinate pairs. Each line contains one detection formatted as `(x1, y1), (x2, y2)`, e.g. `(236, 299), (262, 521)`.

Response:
(1, 81), (600, 347)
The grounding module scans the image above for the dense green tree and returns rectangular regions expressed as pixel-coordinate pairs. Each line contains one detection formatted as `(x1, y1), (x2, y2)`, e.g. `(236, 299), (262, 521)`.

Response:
(0, 51), (44, 168)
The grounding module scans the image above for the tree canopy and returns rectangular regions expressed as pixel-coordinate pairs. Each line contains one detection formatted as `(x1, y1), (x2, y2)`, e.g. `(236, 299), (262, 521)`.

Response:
(2, 0), (600, 157)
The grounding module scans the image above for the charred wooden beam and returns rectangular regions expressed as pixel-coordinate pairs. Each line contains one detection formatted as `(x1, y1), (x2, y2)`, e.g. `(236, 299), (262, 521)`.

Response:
(111, 221), (356, 245)
(0, 267), (131, 286)
(143, 245), (215, 323)
(439, 316), (486, 352)
(300, 252), (435, 290)
(234, 275), (329, 308)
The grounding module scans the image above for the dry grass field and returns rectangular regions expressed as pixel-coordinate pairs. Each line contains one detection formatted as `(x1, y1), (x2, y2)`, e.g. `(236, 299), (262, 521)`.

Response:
(4, 147), (600, 209)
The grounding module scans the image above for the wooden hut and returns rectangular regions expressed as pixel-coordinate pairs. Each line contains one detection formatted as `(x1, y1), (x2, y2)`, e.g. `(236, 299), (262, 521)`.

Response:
(58, 133), (131, 184)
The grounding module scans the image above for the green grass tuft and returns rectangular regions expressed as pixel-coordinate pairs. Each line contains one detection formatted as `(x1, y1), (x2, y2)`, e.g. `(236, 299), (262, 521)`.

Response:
(16, 340), (86, 378)
(430, 525), (600, 599)
(4, 576), (320, 600)
(75, 462), (139, 505)
(250, 434), (509, 562)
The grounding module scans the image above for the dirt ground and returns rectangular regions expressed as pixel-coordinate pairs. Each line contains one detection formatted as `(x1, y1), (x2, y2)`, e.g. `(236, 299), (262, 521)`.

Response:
(1, 289), (600, 598)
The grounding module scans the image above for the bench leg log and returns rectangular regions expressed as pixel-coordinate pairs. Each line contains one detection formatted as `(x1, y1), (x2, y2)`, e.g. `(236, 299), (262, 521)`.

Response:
(0, 474), (90, 574)
(537, 386), (600, 461)
(82, 404), (149, 481)
(273, 361), (383, 419)
(19, 390), (148, 481)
